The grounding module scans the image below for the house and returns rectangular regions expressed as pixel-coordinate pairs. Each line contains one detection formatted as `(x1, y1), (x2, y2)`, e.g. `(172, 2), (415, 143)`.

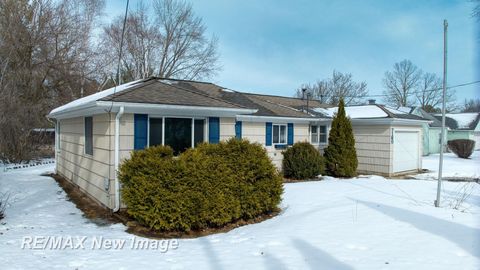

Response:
(47, 77), (428, 210)
(433, 112), (480, 150)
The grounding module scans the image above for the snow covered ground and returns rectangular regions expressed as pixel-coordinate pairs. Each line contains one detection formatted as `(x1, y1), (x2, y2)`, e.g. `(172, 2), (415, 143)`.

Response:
(0, 163), (479, 269)
(415, 151), (480, 180)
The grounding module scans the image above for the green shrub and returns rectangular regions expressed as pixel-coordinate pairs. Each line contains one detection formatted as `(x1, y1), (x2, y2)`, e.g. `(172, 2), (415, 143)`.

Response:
(282, 142), (325, 180)
(119, 139), (283, 232)
(198, 139), (283, 219)
(447, 139), (475, 159)
(324, 98), (358, 177)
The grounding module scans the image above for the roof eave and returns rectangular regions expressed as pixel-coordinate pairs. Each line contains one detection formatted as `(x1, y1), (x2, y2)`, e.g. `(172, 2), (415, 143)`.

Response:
(350, 118), (431, 126)
(96, 101), (258, 117)
(236, 115), (330, 123)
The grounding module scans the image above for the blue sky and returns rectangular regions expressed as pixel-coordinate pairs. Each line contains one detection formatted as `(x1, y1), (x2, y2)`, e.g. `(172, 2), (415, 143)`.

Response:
(105, 0), (479, 104)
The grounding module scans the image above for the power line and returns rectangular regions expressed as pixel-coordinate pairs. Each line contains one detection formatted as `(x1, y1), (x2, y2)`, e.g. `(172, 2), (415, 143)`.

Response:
(362, 80), (479, 98)
(311, 80), (480, 99)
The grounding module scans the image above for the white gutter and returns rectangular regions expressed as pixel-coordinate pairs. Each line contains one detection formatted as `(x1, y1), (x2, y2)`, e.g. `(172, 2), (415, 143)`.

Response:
(113, 106), (124, 212)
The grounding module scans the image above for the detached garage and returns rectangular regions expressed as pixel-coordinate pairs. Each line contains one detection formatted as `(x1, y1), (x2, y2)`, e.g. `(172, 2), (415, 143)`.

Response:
(314, 105), (428, 176)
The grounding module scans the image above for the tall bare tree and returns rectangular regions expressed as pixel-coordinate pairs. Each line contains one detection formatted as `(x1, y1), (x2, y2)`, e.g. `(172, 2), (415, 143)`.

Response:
(329, 70), (368, 105)
(0, 0), (104, 162)
(154, 0), (219, 79)
(383, 59), (422, 107)
(295, 81), (330, 104)
(415, 72), (456, 112)
(101, 2), (160, 84)
(296, 70), (368, 105)
(100, 0), (220, 84)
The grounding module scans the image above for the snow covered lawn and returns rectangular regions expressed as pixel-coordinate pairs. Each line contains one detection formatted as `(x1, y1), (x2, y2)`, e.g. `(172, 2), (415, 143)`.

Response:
(416, 151), (480, 180)
(0, 164), (479, 269)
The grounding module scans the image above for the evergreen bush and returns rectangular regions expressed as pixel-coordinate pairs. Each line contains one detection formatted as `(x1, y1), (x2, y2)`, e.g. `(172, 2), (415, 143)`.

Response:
(282, 142), (325, 180)
(447, 139), (475, 159)
(119, 139), (283, 232)
(324, 98), (358, 177)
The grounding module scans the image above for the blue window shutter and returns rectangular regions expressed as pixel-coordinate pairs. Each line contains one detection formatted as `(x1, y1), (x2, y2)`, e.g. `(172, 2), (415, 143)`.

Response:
(209, 117), (220, 143)
(287, 123), (294, 145)
(235, 121), (242, 139)
(134, 114), (148, 150)
(265, 122), (272, 146)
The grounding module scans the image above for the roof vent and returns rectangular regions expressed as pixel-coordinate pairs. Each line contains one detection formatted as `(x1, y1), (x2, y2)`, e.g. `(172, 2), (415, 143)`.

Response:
(368, 99), (376, 105)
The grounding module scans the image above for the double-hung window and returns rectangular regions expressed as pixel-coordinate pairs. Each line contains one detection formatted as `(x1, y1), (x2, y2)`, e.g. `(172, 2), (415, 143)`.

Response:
(311, 125), (319, 144)
(311, 125), (327, 144)
(272, 124), (287, 145)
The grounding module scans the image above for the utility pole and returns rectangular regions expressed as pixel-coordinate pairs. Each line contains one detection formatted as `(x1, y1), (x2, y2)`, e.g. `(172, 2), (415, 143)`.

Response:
(435, 19), (448, 208)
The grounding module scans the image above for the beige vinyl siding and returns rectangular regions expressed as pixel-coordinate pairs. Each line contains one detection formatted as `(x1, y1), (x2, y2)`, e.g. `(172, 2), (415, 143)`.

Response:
(352, 125), (392, 175)
(241, 121), (265, 144)
(56, 114), (116, 208)
(241, 121), (309, 169)
(294, 123), (309, 143)
(233, 122), (277, 166)
(219, 117), (235, 141)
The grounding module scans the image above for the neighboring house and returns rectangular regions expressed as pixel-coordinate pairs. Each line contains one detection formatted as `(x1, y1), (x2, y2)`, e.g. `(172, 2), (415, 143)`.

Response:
(433, 112), (480, 150)
(48, 77), (428, 210)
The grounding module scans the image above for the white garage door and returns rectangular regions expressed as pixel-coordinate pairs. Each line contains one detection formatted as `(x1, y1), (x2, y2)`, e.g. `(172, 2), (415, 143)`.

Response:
(393, 131), (420, 173)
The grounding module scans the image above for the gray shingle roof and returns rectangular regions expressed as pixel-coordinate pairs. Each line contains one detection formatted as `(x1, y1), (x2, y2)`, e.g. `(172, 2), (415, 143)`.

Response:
(164, 79), (320, 118)
(99, 78), (249, 110)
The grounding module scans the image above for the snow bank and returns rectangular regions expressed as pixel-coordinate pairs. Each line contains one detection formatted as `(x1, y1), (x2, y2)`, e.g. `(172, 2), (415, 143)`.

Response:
(415, 151), (480, 180)
(1, 162), (479, 269)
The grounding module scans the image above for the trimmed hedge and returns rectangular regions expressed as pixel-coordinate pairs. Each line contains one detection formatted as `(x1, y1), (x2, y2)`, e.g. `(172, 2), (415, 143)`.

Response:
(119, 138), (283, 232)
(447, 139), (475, 159)
(282, 142), (325, 180)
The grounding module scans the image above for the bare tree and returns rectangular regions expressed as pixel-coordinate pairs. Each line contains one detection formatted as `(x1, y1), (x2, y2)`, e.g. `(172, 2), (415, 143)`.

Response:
(154, 0), (219, 79)
(295, 81), (330, 104)
(329, 70), (368, 105)
(383, 59), (422, 107)
(462, 98), (480, 112)
(296, 70), (368, 105)
(0, 0), (104, 162)
(415, 72), (455, 112)
(101, 2), (160, 84)
(100, 0), (220, 83)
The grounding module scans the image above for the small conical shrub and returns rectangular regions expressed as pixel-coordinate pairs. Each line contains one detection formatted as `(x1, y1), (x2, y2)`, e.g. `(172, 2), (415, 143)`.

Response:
(283, 142), (325, 180)
(324, 98), (358, 177)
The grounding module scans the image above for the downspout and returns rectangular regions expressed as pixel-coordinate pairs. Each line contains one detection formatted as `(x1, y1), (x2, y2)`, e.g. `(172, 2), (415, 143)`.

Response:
(113, 106), (124, 212)
(47, 117), (57, 173)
